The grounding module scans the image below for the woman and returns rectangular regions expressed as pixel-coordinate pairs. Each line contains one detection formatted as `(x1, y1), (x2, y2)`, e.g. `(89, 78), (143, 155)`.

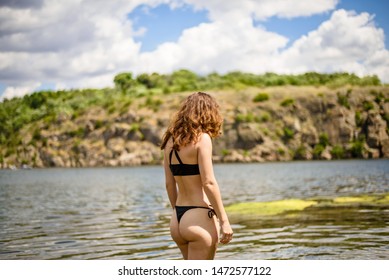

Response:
(161, 92), (233, 260)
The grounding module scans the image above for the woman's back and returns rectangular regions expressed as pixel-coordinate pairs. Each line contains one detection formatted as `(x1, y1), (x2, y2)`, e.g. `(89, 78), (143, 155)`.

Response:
(166, 137), (210, 207)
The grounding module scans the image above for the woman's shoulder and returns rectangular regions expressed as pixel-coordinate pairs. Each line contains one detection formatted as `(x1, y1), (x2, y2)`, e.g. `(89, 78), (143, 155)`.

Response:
(164, 136), (174, 151)
(197, 133), (212, 148)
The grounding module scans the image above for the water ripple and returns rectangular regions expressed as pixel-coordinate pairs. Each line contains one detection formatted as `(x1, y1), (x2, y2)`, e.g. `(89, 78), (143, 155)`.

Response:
(1, 160), (388, 259)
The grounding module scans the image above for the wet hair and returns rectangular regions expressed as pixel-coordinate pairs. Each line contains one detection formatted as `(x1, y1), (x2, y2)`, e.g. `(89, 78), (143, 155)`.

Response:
(160, 92), (223, 150)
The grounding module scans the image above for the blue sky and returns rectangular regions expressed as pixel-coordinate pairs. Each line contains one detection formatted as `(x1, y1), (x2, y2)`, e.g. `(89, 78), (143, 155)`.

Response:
(129, 0), (389, 51)
(1, 0), (389, 100)
(129, 4), (210, 52)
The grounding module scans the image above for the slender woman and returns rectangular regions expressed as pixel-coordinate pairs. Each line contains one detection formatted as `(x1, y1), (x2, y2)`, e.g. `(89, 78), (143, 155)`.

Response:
(161, 92), (233, 260)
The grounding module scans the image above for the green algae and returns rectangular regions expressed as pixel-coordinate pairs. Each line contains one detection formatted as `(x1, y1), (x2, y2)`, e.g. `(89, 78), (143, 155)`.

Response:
(333, 193), (389, 205)
(226, 199), (317, 216)
(226, 193), (389, 218)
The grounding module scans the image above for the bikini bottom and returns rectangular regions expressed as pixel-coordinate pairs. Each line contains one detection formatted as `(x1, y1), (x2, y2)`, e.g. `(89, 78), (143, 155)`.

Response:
(175, 205), (216, 223)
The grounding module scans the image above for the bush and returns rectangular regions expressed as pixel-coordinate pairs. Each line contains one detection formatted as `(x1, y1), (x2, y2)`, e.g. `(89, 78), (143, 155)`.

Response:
(362, 101), (374, 111)
(235, 112), (257, 123)
(293, 145), (307, 160)
(283, 127), (294, 141)
(331, 145), (344, 159)
(355, 111), (364, 127)
(319, 133), (329, 147)
(337, 92), (350, 109)
(253, 93), (269, 102)
(260, 112), (271, 122)
(349, 139), (365, 158)
(313, 144), (325, 158)
(280, 98), (294, 107)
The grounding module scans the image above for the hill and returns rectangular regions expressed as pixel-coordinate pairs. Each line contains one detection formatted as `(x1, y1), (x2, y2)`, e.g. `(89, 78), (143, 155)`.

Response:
(0, 71), (388, 168)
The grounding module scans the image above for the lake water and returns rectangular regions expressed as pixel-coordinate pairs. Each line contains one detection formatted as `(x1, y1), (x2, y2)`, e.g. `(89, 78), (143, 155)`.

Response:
(0, 160), (388, 260)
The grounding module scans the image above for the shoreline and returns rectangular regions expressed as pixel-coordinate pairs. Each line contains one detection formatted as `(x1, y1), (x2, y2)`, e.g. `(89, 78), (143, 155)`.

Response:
(2, 157), (387, 170)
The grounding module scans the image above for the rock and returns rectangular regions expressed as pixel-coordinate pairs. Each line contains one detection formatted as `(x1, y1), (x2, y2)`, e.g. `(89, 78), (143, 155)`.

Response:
(300, 123), (319, 146)
(381, 139), (389, 158)
(365, 113), (388, 149)
(223, 150), (245, 163)
(2, 86), (389, 168)
(236, 123), (264, 150)
(106, 138), (125, 154)
(103, 123), (132, 142)
(324, 107), (355, 145)
(320, 146), (332, 160)
(139, 124), (161, 145)
(118, 152), (141, 166)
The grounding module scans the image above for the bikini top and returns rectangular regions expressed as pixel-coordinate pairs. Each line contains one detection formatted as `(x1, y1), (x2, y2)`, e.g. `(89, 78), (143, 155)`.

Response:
(169, 149), (200, 176)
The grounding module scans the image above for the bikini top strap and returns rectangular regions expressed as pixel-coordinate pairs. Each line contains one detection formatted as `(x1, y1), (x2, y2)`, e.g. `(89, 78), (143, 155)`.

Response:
(174, 150), (184, 164)
(169, 149), (184, 165)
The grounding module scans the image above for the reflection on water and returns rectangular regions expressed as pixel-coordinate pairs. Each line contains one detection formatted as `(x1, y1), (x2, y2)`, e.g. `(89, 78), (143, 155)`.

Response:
(0, 160), (388, 259)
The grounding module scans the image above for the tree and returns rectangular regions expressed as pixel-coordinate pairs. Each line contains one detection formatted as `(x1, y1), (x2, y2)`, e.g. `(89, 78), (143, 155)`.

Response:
(114, 72), (136, 94)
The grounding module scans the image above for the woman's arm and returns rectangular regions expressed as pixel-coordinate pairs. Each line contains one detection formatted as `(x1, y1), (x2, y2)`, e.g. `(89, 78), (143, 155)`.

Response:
(198, 133), (233, 244)
(164, 148), (177, 209)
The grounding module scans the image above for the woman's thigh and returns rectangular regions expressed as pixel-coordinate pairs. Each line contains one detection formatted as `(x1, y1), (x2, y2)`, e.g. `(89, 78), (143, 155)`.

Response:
(178, 208), (219, 259)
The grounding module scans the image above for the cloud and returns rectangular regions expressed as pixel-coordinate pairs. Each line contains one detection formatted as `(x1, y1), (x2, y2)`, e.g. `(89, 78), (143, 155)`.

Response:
(183, 0), (339, 21)
(0, 0), (156, 99)
(137, 19), (288, 74)
(2, 81), (41, 100)
(137, 6), (389, 80)
(0, 0), (44, 10)
(134, 0), (339, 74)
(278, 9), (389, 77)
(0, 0), (388, 100)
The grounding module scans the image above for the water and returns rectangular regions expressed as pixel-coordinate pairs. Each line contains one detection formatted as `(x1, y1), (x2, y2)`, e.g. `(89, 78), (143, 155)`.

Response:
(0, 160), (388, 260)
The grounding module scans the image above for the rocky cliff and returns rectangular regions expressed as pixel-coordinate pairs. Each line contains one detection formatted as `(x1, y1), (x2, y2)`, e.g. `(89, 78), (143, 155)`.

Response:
(1, 85), (389, 168)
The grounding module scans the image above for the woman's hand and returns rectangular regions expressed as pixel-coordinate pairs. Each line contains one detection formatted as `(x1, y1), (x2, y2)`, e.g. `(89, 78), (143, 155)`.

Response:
(219, 221), (233, 244)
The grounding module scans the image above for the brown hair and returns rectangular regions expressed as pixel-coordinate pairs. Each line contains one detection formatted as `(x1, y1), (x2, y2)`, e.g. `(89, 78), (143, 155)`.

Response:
(160, 92), (223, 150)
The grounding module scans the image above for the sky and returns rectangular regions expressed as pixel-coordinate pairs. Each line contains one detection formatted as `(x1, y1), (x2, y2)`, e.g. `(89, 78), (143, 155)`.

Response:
(0, 0), (389, 100)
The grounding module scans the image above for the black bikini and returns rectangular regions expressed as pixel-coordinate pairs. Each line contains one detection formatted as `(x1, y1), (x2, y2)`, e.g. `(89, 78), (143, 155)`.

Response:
(169, 149), (200, 176)
(169, 149), (216, 223)
(175, 206), (216, 223)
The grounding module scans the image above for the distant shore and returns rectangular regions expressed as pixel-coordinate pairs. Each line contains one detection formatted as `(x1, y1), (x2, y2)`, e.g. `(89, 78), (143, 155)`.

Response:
(1, 81), (388, 169)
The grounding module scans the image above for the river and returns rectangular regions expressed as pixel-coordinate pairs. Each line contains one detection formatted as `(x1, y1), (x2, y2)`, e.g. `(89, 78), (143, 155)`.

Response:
(0, 160), (388, 259)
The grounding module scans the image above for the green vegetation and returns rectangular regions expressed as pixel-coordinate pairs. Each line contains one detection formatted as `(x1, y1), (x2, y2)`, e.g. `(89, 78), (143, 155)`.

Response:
(226, 193), (389, 217)
(331, 145), (345, 159)
(253, 92), (270, 102)
(235, 112), (259, 123)
(283, 127), (294, 141)
(293, 145), (307, 159)
(313, 133), (330, 158)
(349, 138), (365, 158)
(0, 70), (387, 168)
(362, 101), (374, 111)
(111, 70), (380, 96)
(337, 91), (350, 109)
(355, 111), (363, 127)
(280, 98), (294, 107)
(226, 199), (317, 216)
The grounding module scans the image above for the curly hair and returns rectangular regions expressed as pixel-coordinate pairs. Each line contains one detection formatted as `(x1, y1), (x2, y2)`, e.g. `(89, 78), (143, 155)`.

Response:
(161, 92), (223, 150)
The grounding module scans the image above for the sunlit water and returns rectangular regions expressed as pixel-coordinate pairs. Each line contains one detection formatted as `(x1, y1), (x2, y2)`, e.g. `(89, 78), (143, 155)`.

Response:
(0, 160), (388, 260)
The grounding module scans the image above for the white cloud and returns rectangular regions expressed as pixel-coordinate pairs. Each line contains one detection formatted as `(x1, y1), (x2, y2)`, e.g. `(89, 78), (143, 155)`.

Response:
(0, 0), (388, 100)
(278, 9), (389, 77)
(0, 0), (161, 99)
(136, 6), (389, 81)
(2, 82), (41, 100)
(183, 0), (339, 21)
(137, 19), (288, 74)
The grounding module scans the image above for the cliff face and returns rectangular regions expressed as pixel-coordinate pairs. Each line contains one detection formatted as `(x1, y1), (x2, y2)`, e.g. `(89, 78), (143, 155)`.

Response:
(2, 86), (389, 168)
